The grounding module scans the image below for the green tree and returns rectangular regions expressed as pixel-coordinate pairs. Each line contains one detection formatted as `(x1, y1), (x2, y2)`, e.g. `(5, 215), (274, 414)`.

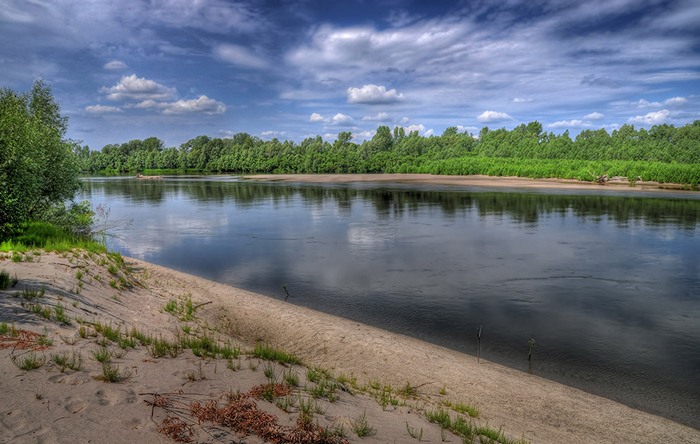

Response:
(0, 81), (81, 237)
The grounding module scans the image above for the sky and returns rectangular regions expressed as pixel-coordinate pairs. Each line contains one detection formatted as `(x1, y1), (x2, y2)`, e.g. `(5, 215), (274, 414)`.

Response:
(2, 0), (699, 150)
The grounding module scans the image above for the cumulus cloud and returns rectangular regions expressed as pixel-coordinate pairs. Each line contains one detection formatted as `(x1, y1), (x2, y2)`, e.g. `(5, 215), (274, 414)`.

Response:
(309, 112), (325, 122)
(584, 112), (604, 120)
(362, 112), (391, 122)
(104, 60), (127, 70)
(133, 99), (163, 109)
(548, 119), (589, 129)
(101, 74), (176, 101)
(332, 113), (354, 125)
(213, 43), (267, 69)
(85, 104), (122, 114)
(477, 110), (513, 123)
(261, 130), (287, 138)
(404, 123), (425, 134)
(161, 96), (226, 115)
(347, 84), (404, 104)
(629, 110), (670, 125)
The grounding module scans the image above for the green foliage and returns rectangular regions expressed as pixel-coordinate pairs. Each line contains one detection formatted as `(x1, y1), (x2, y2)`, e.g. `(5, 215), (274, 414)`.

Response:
(81, 121), (700, 185)
(0, 81), (82, 237)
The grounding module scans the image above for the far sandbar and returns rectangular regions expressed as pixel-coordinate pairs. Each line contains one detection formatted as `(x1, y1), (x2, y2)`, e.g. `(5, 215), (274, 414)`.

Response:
(243, 173), (696, 193)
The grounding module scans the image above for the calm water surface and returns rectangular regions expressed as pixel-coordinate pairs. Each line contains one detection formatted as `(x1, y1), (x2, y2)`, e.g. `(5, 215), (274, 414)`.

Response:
(79, 176), (700, 428)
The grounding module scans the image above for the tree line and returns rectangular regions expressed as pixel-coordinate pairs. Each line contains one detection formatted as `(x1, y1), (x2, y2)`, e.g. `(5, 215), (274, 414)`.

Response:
(79, 121), (700, 185)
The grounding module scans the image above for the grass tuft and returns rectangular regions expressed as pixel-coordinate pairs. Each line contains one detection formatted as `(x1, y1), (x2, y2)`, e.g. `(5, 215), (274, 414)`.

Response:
(252, 343), (301, 365)
(349, 411), (376, 437)
(12, 352), (46, 370)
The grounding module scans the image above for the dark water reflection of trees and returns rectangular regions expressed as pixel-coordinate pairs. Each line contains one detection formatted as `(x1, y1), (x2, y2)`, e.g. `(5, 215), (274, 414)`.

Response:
(80, 177), (700, 228)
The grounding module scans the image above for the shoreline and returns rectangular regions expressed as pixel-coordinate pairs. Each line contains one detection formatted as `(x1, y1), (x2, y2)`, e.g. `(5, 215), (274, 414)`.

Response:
(2, 251), (697, 443)
(243, 173), (698, 194)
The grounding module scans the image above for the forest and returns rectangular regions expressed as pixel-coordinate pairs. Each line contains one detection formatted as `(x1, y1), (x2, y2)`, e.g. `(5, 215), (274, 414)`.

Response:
(78, 121), (700, 185)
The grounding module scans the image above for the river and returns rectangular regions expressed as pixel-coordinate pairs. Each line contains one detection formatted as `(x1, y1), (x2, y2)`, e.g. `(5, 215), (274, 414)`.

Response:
(78, 175), (700, 428)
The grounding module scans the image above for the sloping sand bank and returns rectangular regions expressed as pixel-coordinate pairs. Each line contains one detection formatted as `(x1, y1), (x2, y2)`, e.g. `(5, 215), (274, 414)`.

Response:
(1, 252), (697, 443)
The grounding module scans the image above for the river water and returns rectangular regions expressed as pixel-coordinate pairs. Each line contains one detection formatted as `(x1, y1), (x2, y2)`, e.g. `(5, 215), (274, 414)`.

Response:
(78, 176), (700, 428)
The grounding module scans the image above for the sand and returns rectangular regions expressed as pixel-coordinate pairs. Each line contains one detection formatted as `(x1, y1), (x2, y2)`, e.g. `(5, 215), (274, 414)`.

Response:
(243, 173), (697, 193)
(1, 250), (698, 444)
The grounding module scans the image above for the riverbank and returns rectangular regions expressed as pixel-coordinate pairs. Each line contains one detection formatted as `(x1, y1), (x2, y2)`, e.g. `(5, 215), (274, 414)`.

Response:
(244, 173), (698, 193)
(1, 252), (698, 443)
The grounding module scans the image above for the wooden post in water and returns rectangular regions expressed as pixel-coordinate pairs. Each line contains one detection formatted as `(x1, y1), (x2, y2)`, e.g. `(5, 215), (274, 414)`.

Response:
(476, 325), (482, 363)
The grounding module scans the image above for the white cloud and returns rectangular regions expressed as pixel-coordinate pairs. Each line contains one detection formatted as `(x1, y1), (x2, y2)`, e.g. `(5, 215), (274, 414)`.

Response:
(362, 112), (391, 122)
(354, 130), (375, 140)
(664, 96), (687, 105)
(399, 117), (410, 124)
(162, 95), (226, 115)
(477, 110), (513, 123)
(104, 60), (127, 70)
(404, 124), (425, 134)
(629, 109), (670, 125)
(332, 113), (354, 125)
(424, 129), (434, 136)
(261, 130), (287, 138)
(347, 84), (403, 104)
(309, 112), (325, 122)
(513, 97), (532, 103)
(548, 119), (589, 129)
(635, 99), (662, 108)
(101, 74), (176, 102)
(85, 104), (122, 114)
(213, 43), (267, 69)
(142, 0), (263, 33)
(584, 112), (604, 120)
(133, 99), (163, 109)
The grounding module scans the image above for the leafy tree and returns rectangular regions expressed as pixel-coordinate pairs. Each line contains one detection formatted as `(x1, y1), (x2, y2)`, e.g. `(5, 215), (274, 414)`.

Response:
(0, 81), (82, 237)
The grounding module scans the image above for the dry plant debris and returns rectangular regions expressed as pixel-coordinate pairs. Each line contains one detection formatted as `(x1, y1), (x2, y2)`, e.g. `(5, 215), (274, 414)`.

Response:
(147, 385), (349, 444)
(0, 329), (50, 351)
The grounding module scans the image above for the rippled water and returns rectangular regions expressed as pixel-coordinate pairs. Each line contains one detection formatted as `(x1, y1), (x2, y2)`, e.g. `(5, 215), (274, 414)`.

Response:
(79, 176), (700, 428)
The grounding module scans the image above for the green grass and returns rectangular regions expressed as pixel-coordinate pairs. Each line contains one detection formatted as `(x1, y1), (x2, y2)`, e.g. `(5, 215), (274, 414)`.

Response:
(54, 304), (71, 325)
(0, 322), (12, 335)
(51, 350), (83, 372)
(96, 363), (131, 382)
(91, 346), (111, 363)
(148, 336), (182, 358)
(19, 285), (45, 299)
(349, 411), (376, 437)
(0, 269), (19, 289)
(163, 295), (195, 321)
(283, 368), (299, 387)
(452, 402), (480, 418)
(0, 221), (106, 254)
(252, 343), (301, 365)
(12, 352), (46, 370)
(93, 321), (121, 342)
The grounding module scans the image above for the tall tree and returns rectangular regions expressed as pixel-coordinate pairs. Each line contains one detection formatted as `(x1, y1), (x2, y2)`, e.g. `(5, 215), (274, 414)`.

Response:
(0, 81), (81, 236)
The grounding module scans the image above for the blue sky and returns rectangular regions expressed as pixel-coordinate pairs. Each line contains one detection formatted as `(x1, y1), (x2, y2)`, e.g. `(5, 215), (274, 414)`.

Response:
(2, 0), (699, 150)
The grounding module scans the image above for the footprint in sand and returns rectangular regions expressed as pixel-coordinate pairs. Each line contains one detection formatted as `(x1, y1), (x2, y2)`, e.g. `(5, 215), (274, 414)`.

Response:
(94, 387), (138, 406)
(63, 396), (86, 414)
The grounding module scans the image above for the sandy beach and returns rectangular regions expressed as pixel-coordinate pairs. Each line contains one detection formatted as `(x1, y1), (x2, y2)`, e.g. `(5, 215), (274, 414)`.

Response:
(243, 173), (697, 193)
(1, 250), (698, 443)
